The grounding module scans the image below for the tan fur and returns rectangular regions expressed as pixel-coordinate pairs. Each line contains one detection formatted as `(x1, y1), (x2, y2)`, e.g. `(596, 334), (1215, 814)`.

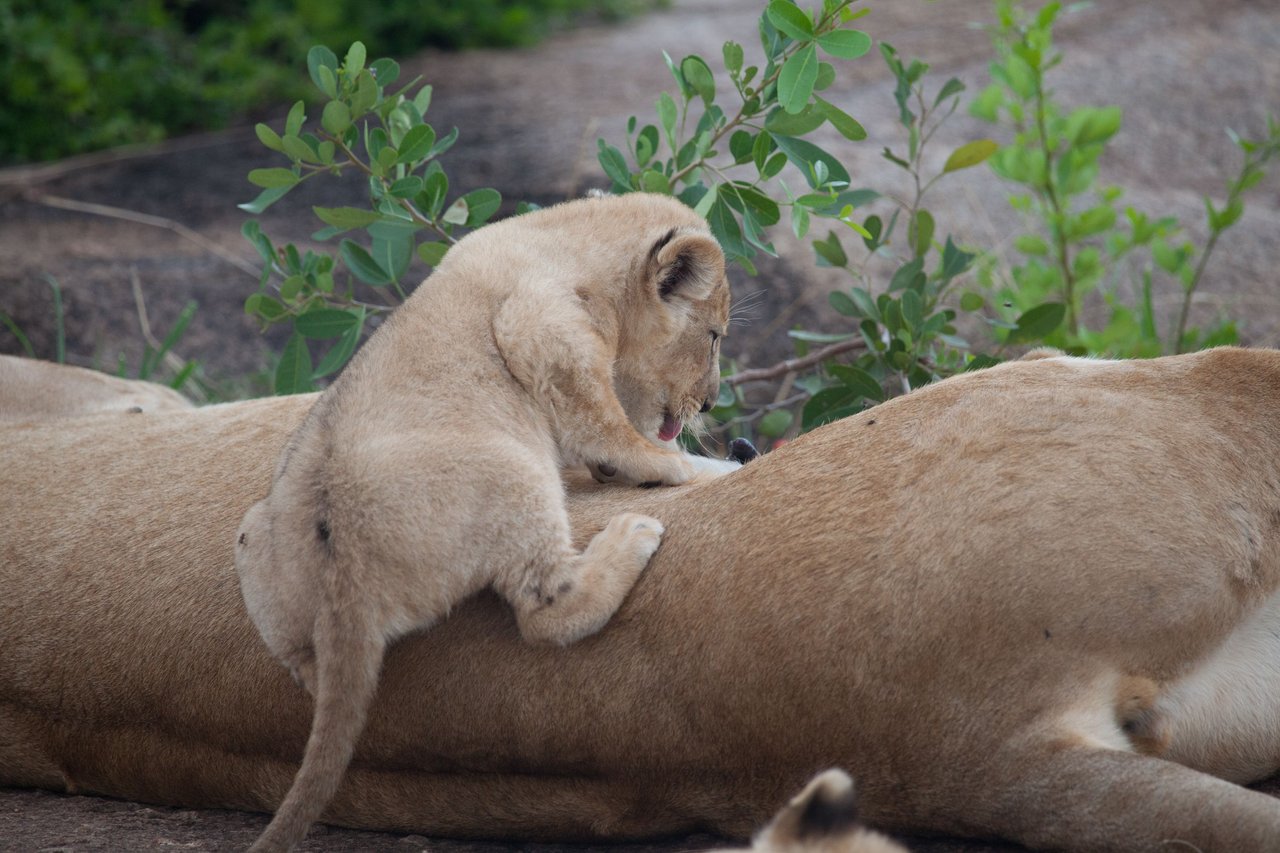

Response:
(0, 354), (192, 420)
(7, 349), (1280, 851)
(234, 193), (731, 852)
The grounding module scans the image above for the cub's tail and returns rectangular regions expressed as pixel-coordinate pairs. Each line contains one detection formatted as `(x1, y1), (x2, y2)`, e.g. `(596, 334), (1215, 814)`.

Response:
(248, 598), (385, 853)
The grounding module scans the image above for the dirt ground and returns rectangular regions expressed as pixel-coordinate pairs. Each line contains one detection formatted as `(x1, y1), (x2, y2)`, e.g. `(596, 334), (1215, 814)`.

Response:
(3, 0), (1280, 850)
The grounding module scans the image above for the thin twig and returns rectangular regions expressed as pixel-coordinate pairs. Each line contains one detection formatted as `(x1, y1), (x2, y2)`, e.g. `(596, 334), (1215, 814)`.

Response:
(712, 392), (809, 432)
(24, 191), (261, 279)
(0, 126), (255, 189)
(131, 271), (209, 402)
(724, 337), (867, 386)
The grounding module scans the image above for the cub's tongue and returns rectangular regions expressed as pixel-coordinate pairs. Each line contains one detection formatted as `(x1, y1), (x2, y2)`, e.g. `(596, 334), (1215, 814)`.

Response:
(658, 414), (683, 442)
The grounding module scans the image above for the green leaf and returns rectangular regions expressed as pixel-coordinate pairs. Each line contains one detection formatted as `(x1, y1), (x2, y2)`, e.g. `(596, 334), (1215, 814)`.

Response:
(313, 206), (383, 230)
(285, 100), (305, 138)
(815, 61), (835, 92)
(772, 135), (850, 188)
(248, 168), (300, 189)
(940, 237), (975, 280)
(829, 364), (883, 401)
(597, 140), (633, 189)
(254, 123), (284, 152)
(344, 42), (367, 76)
(340, 239), (392, 285)
(765, 105), (826, 137)
(814, 97), (867, 141)
(960, 292), (985, 312)
(353, 70), (378, 116)
(681, 55), (716, 104)
(279, 274), (305, 302)
(396, 125), (436, 164)
(909, 209), (935, 258)
(418, 241), (449, 266)
(778, 44), (819, 114)
(458, 187), (502, 226)
(281, 135), (316, 163)
(766, 1), (815, 41)
(723, 41), (744, 74)
(828, 290), (858, 316)
(965, 354), (1002, 372)
(934, 77), (965, 107)
(888, 257), (925, 292)
(1072, 106), (1123, 146)
(788, 330), (855, 344)
(1015, 234), (1049, 256)
(238, 185), (293, 214)
(636, 124), (660, 166)
(944, 139), (999, 173)
(722, 183), (781, 226)
(244, 293), (285, 321)
(388, 176), (424, 198)
(275, 333), (314, 395)
(295, 308), (360, 340)
(758, 408), (794, 438)
(313, 310), (364, 379)
(816, 29), (871, 59)
(321, 100), (351, 136)
(707, 197), (749, 260)
(802, 385), (865, 430)
(812, 230), (847, 268)
(307, 47), (339, 93)
(848, 287), (878, 320)
(369, 219), (418, 281)
(1007, 302), (1066, 343)
(419, 165), (449, 219)
(317, 65), (338, 100)
(662, 50), (692, 98)
(413, 83), (433, 116)
(657, 92), (678, 145)
(370, 57), (399, 88)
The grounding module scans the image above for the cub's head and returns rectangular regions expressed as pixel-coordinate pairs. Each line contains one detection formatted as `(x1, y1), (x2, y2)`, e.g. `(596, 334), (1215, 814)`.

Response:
(718, 769), (907, 853)
(599, 194), (731, 447)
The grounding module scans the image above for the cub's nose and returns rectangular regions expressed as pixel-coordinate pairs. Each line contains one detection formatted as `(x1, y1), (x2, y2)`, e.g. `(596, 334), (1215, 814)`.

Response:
(699, 397), (713, 413)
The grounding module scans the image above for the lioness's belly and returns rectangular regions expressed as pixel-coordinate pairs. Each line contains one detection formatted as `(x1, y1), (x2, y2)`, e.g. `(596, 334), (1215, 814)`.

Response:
(1158, 587), (1280, 783)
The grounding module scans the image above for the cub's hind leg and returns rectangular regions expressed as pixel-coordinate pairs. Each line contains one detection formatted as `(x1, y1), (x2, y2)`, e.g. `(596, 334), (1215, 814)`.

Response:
(499, 509), (663, 647)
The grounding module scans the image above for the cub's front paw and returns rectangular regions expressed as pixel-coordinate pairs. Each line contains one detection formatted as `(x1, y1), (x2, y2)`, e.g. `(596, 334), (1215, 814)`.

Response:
(590, 452), (695, 488)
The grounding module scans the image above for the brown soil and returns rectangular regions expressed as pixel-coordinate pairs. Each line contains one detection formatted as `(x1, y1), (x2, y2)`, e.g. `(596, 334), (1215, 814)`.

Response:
(3, 0), (1280, 850)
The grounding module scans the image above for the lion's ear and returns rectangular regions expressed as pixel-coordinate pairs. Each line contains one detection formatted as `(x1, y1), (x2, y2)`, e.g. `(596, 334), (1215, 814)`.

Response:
(650, 230), (724, 303)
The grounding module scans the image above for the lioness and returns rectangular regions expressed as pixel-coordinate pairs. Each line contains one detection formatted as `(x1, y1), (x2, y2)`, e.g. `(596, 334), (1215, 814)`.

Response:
(6, 349), (1280, 852)
(234, 193), (732, 852)
(0, 353), (192, 421)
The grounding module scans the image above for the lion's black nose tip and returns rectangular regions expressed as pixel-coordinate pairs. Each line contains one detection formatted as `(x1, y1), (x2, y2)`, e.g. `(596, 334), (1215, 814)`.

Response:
(699, 398), (713, 413)
(728, 437), (759, 464)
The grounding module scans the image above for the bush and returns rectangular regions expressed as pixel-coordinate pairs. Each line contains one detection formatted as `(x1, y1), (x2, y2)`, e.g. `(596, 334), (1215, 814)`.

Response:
(236, 0), (1278, 452)
(0, 0), (663, 165)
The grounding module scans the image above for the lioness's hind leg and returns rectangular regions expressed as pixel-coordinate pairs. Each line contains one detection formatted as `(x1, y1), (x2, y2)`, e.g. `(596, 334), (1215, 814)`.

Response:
(511, 512), (663, 646)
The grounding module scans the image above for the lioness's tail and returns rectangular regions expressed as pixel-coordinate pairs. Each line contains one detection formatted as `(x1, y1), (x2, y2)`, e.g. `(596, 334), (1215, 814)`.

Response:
(248, 599), (384, 853)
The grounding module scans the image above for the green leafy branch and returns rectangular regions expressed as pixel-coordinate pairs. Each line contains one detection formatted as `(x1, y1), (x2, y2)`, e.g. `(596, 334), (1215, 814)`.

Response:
(239, 42), (508, 393)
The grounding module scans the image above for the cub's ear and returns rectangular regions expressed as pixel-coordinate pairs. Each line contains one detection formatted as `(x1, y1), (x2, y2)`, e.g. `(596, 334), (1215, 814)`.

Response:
(759, 769), (859, 845)
(649, 228), (725, 303)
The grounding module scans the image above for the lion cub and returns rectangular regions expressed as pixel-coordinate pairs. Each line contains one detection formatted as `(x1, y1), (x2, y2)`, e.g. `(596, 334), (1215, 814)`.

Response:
(234, 193), (731, 852)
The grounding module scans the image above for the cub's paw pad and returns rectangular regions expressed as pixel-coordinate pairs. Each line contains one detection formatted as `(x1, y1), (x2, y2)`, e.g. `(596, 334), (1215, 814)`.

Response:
(728, 437), (759, 464)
